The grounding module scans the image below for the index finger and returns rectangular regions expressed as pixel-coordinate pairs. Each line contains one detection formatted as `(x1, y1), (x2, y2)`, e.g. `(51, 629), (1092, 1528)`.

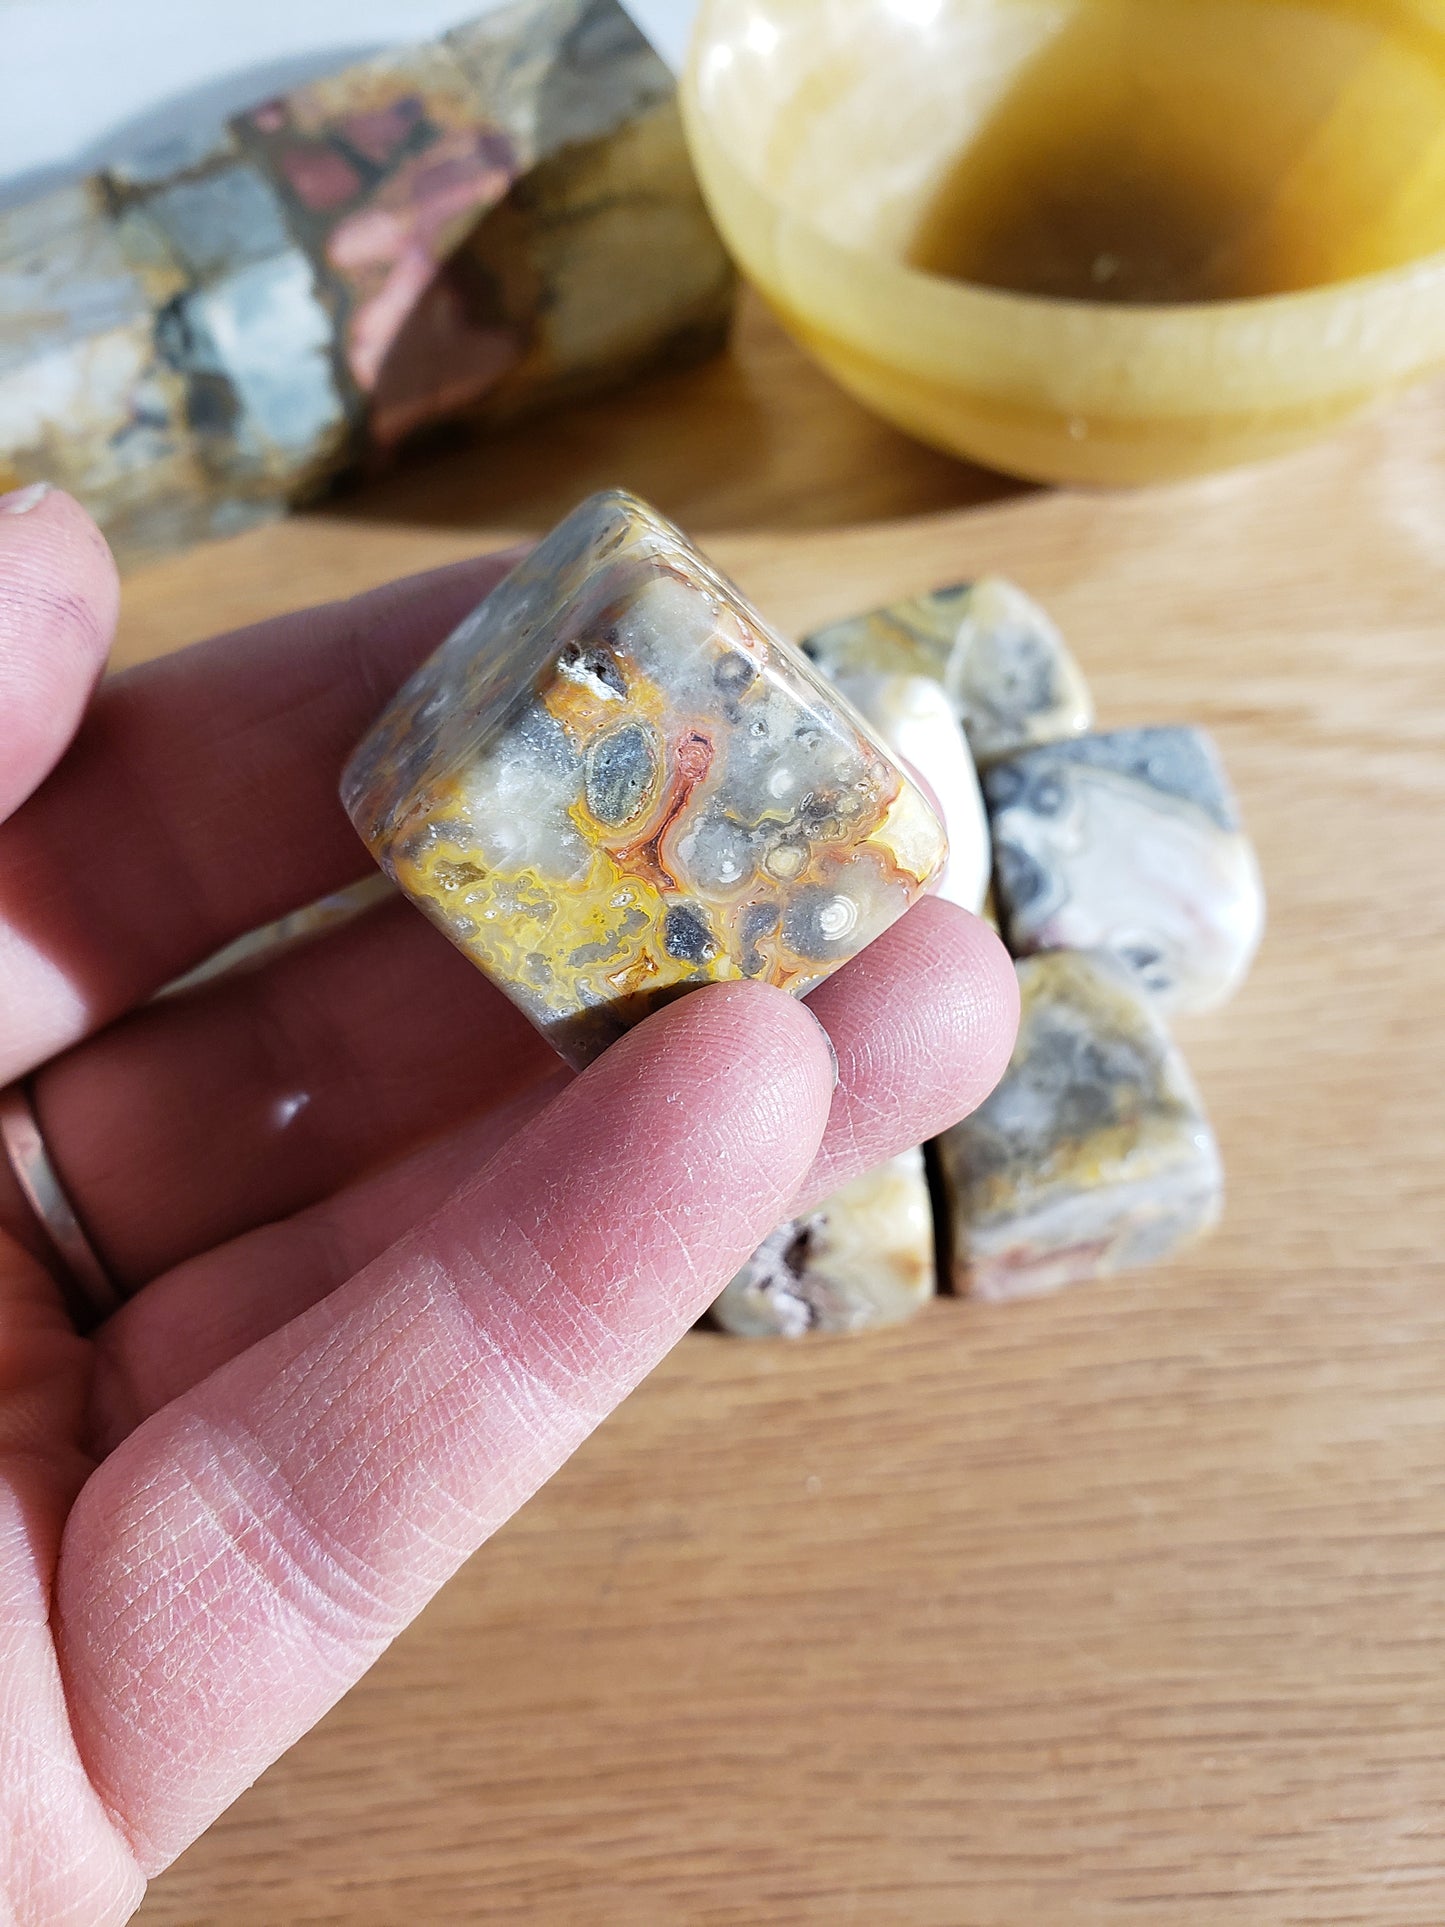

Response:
(0, 487), (117, 821)
(57, 982), (837, 1873)
(0, 514), (523, 1084)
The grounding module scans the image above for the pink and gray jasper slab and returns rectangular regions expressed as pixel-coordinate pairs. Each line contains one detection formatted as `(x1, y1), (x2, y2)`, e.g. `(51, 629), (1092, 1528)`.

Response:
(0, 0), (734, 563)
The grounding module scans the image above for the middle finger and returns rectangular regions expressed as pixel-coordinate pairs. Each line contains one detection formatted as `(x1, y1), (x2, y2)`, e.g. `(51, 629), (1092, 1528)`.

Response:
(19, 896), (557, 1286)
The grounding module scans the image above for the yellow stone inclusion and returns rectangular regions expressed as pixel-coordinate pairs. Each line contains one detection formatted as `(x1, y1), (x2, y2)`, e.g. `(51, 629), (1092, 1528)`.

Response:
(396, 825), (727, 1016)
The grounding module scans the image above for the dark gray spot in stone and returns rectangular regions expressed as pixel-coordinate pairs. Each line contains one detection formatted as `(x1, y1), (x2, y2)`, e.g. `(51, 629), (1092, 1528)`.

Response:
(783, 886), (856, 961)
(981, 635), (1062, 718)
(559, 639), (627, 698)
(586, 722), (656, 825)
(730, 1215), (827, 1330)
(714, 650), (756, 695)
(982, 760), (1027, 811)
(1030, 771), (1067, 816)
(1118, 941), (1173, 995)
(183, 370), (239, 435)
(663, 904), (717, 963)
(993, 839), (1048, 914)
(739, 899), (780, 977)
(801, 787), (840, 822)
(987, 728), (1238, 831)
(962, 1005), (1161, 1184)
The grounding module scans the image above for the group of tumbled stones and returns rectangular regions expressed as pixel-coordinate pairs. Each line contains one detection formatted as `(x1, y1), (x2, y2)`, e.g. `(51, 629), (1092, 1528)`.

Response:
(710, 578), (1264, 1335)
(327, 487), (1259, 1337)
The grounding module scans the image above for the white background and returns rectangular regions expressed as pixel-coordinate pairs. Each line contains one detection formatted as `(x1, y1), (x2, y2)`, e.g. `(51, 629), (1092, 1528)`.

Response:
(0, 0), (700, 203)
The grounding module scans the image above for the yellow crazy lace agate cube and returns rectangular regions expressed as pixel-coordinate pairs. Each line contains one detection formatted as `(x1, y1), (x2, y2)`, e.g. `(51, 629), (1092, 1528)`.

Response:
(342, 490), (947, 1066)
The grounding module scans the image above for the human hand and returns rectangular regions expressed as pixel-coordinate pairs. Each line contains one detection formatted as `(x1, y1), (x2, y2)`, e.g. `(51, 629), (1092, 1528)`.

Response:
(0, 487), (1018, 1922)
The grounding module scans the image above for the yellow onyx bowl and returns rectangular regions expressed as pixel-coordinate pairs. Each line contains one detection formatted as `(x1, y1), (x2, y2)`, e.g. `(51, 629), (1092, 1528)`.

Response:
(681, 0), (1445, 486)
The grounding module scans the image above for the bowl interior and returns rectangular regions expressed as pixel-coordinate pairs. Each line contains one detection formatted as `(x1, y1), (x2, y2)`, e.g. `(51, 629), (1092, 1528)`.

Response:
(692, 0), (1445, 306)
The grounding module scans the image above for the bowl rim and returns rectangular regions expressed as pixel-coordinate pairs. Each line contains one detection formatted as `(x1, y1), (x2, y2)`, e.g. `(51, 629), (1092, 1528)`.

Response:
(681, 6), (1445, 325)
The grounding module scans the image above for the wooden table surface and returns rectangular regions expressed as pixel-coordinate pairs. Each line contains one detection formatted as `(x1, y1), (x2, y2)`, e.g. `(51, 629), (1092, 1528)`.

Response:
(126, 296), (1445, 1925)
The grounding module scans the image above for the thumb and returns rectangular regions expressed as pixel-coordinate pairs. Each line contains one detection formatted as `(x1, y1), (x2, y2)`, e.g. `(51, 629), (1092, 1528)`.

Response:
(0, 487), (118, 822)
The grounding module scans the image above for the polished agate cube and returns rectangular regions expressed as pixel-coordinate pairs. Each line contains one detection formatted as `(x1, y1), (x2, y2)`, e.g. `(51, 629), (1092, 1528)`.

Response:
(711, 1148), (935, 1337)
(985, 726), (1264, 1013)
(937, 951), (1222, 1302)
(342, 490), (947, 1065)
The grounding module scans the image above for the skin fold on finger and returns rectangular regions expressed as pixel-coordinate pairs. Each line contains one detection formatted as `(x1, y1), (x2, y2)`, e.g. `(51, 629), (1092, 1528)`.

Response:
(89, 1070), (573, 1454)
(0, 1231), (146, 1926)
(90, 898), (1018, 1446)
(0, 488), (118, 825)
(58, 981), (836, 1873)
(19, 897), (557, 1287)
(0, 541), (525, 1087)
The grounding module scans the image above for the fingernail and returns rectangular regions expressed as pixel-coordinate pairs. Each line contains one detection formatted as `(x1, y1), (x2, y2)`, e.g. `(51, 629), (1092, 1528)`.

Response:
(803, 1004), (841, 1089)
(0, 482), (52, 516)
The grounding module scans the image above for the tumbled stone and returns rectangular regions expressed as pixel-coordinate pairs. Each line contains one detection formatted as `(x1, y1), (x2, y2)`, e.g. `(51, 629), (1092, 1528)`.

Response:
(985, 726), (1264, 1013)
(833, 671), (989, 913)
(711, 1149), (935, 1337)
(342, 491), (947, 1067)
(0, 0), (733, 565)
(804, 576), (1093, 766)
(937, 951), (1222, 1302)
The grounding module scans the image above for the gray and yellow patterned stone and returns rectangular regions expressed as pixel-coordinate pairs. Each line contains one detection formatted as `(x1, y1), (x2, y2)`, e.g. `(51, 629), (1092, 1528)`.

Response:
(937, 950), (1222, 1302)
(0, 0), (734, 564)
(984, 726), (1265, 1013)
(804, 576), (1093, 767)
(342, 491), (946, 1068)
(711, 1149), (935, 1337)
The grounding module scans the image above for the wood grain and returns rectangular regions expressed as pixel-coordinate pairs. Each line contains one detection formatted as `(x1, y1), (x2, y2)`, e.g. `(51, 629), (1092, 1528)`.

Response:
(127, 296), (1445, 1924)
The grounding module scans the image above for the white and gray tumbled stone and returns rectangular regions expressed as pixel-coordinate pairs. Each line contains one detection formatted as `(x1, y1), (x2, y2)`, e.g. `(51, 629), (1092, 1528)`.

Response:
(804, 576), (1093, 767)
(937, 950), (1222, 1302)
(833, 671), (990, 914)
(711, 1149), (936, 1337)
(984, 725), (1264, 1013)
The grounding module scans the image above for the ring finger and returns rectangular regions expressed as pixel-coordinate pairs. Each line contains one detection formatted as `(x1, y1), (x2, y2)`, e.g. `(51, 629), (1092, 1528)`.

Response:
(5, 895), (559, 1288)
